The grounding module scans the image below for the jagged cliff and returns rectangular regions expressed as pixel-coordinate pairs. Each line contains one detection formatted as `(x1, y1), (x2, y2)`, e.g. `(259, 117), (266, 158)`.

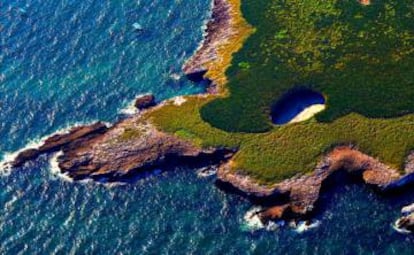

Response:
(11, 98), (233, 181)
(218, 146), (414, 220)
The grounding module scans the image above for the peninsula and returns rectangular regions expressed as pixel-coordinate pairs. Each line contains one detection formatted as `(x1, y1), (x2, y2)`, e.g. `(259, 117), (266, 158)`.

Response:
(7, 0), (414, 230)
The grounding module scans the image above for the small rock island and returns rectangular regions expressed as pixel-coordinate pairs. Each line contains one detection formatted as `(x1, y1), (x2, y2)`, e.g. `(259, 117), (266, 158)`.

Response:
(7, 0), (414, 231)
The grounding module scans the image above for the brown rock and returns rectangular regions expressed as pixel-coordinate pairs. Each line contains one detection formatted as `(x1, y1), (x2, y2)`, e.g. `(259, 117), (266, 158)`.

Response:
(11, 122), (108, 167)
(12, 149), (40, 168)
(258, 204), (290, 222)
(182, 0), (232, 85)
(217, 146), (409, 218)
(134, 94), (155, 110)
(52, 114), (234, 180)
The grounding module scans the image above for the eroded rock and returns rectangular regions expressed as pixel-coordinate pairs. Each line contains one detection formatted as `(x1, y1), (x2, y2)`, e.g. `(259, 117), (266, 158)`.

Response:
(135, 94), (156, 110)
(12, 122), (108, 167)
(257, 204), (290, 222)
(396, 215), (414, 233)
(57, 118), (229, 180)
(183, 0), (232, 86)
(218, 146), (413, 218)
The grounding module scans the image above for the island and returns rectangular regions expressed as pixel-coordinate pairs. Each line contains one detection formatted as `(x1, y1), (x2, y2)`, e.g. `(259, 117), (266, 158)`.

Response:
(7, 0), (414, 231)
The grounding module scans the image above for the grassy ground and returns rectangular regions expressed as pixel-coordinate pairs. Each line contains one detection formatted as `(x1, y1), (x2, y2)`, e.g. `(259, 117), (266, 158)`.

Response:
(149, 97), (414, 184)
(202, 0), (414, 132)
(143, 0), (414, 185)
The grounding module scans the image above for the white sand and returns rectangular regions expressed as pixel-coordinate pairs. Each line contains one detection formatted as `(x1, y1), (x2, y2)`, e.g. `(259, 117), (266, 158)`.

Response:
(289, 104), (326, 124)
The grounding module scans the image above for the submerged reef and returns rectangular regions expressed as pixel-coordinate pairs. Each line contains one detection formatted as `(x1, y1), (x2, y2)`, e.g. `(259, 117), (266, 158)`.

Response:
(9, 0), (414, 226)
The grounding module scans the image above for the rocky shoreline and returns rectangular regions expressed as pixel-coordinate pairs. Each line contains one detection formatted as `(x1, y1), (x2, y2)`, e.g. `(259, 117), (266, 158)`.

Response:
(218, 146), (414, 222)
(183, 0), (232, 87)
(6, 0), (414, 230)
(8, 0), (240, 179)
(9, 95), (234, 181)
(183, 0), (252, 92)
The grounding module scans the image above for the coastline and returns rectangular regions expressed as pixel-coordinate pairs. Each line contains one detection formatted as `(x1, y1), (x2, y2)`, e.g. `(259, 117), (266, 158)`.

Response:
(183, 0), (253, 93)
(5, 0), (247, 180)
(5, 0), (414, 230)
(218, 146), (414, 219)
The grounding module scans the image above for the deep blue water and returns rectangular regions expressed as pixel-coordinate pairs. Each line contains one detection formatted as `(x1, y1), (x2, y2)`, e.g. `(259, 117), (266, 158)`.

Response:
(1, 0), (414, 254)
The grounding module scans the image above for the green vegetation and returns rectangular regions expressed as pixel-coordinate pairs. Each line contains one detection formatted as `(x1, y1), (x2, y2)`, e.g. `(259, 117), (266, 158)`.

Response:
(150, 97), (414, 184)
(202, 0), (414, 132)
(144, 0), (414, 184)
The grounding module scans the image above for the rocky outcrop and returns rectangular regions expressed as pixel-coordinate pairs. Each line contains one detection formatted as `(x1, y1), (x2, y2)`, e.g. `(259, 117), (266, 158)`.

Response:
(135, 94), (156, 110)
(396, 216), (414, 232)
(9, 0), (241, 180)
(57, 117), (234, 180)
(183, 0), (235, 91)
(256, 204), (290, 222)
(12, 122), (108, 168)
(395, 204), (414, 233)
(12, 113), (233, 180)
(218, 146), (413, 221)
(183, 0), (231, 77)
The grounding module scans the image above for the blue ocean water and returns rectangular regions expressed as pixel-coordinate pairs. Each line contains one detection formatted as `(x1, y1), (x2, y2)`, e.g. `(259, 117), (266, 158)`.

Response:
(1, 0), (414, 254)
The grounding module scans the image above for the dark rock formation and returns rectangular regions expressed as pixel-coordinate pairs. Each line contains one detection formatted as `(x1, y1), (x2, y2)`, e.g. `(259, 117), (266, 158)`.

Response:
(257, 204), (290, 222)
(135, 94), (156, 110)
(11, 112), (234, 181)
(12, 122), (108, 167)
(56, 118), (233, 180)
(183, 0), (232, 84)
(394, 203), (414, 233)
(396, 216), (414, 232)
(217, 146), (414, 222)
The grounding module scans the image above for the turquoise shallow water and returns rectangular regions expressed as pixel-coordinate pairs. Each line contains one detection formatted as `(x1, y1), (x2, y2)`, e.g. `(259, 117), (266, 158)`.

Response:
(1, 0), (414, 254)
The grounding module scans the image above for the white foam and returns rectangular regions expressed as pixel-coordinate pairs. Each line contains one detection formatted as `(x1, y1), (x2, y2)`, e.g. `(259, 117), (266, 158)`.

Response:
(0, 165), (12, 177)
(266, 220), (285, 231)
(0, 138), (44, 176)
(49, 151), (73, 182)
(0, 154), (13, 176)
(169, 73), (181, 81)
(196, 166), (217, 178)
(172, 96), (187, 106)
(242, 206), (287, 232)
(402, 203), (414, 215)
(76, 177), (127, 188)
(63, 210), (75, 227)
(119, 98), (140, 115)
(242, 206), (265, 231)
(392, 219), (412, 234)
(0, 121), (104, 176)
(102, 181), (127, 188)
(293, 220), (321, 233)
(5, 193), (20, 210)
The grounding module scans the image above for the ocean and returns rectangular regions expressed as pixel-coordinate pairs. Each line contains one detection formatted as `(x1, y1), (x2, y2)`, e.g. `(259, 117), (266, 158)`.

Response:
(1, 0), (414, 254)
